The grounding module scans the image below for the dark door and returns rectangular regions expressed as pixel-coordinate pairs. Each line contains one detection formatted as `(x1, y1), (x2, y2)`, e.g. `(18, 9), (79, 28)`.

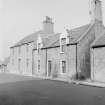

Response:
(48, 60), (52, 76)
(62, 61), (66, 73)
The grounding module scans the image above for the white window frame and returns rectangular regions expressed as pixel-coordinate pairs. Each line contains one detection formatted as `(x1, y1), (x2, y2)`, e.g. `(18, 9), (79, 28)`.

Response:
(37, 35), (43, 54)
(60, 37), (66, 53)
(37, 43), (41, 54)
(60, 60), (66, 74)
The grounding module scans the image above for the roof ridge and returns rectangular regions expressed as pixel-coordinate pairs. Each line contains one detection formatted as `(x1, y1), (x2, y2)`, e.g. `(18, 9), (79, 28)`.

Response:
(71, 24), (90, 32)
(11, 30), (42, 48)
(10, 24), (90, 49)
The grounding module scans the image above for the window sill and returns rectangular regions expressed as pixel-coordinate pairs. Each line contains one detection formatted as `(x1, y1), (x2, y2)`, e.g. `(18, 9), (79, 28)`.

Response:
(60, 72), (67, 75)
(60, 52), (64, 54)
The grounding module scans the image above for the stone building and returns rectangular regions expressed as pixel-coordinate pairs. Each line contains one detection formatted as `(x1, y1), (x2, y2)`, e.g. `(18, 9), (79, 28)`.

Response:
(90, 0), (105, 83)
(9, 0), (105, 81)
(32, 0), (104, 80)
(91, 31), (105, 83)
(9, 16), (59, 76)
(0, 57), (10, 73)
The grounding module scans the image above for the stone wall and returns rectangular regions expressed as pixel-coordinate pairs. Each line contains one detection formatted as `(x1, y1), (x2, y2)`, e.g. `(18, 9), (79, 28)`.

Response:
(33, 49), (47, 77)
(33, 45), (77, 79)
(91, 47), (105, 82)
(47, 47), (60, 78)
(59, 44), (76, 79)
(9, 42), (34, 76)
(67, 45), (76, 78)
(77, 25), (95, 79)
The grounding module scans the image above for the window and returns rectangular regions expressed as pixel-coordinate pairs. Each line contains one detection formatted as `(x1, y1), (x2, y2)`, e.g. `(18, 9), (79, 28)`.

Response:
(38, 43), (41, 48)
(38, 60), (40, 71)
(48, 60), (52, 76)
(37, 43), (41, 54)
(61, 38), (66, 45)
(61, 44), (66, 53)
(18, 58), (21, 71)
(62, 61), (66, 73)
(27, 58), (29, 68)
(18, 46), (21, 54)
(60, 38), (66, 53)
(37, 36), (43, 54)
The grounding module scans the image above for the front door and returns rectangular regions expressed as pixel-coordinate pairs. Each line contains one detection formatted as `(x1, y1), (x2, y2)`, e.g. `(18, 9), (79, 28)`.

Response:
(48, 60), (52, 77)
(62, 61), (66, 73)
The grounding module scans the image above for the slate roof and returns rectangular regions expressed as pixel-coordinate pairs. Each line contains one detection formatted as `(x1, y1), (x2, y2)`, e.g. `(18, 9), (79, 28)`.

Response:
(43, 24), (91, 48)
(42, 33), (60, 48)
(92, 30), (105, 48)
(11, 24), (91, 49)
(11, 30), (58, 48)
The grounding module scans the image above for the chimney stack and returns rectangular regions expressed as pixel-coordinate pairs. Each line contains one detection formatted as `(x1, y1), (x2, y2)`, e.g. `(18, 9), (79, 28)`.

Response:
(43, 16), (54, 34)
(89, 0), (103, 24)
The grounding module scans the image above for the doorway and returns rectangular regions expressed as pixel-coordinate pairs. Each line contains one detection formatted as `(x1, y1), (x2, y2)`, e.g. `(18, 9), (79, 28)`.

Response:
(48, 60), (52, 77)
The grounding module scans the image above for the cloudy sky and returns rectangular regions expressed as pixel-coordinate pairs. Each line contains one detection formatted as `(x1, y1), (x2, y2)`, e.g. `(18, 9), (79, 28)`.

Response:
(0, 0), (105, 60)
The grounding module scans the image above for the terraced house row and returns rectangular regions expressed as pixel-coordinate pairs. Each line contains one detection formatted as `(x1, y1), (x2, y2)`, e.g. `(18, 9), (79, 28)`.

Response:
(8, 0), (105, 83)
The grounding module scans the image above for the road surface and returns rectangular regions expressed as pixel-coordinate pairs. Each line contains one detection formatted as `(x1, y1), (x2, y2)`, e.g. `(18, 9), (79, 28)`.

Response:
(0, 73), (104, 105)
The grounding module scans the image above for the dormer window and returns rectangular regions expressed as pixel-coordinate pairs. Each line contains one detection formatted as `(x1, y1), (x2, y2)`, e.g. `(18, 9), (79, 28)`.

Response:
(60, 29), (68, 53)
(37, 35), (43, 54)
(37, 43), (41, 54)
(38, 43), (41, 48)
(60, 37), (66, 53)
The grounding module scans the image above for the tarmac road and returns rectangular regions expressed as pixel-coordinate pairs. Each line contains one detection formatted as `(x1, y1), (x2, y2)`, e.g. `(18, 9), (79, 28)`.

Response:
(0, 73), (105, 105)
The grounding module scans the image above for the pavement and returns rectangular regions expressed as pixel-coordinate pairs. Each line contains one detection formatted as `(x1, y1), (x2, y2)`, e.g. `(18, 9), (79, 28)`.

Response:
(45, 77), (105, 88)
(73, 80), (105, 88)
(32, 74), (105, 88)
